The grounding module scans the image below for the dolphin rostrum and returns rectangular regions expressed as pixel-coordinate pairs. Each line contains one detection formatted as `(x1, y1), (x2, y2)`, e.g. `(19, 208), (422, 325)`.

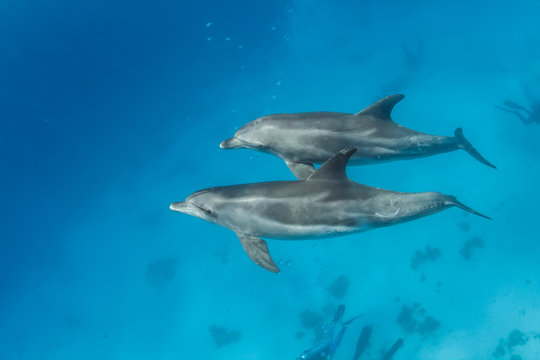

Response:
(220, 94), (496, 179)
(170, 148), (490, 273)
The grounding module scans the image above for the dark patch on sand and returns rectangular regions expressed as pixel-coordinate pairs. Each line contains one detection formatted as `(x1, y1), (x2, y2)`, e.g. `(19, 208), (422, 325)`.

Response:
(410, 246), (440, 270)
(492, 329), (528, 358)
(209, 325), (242, 348)
(460, 236), (484, 260)
(458, 220), (471, 232)
(396, 303), (440, 335)
(327, 275), (350, 299)
(300, 308), (325, 329)
(146, 257), (178, 286)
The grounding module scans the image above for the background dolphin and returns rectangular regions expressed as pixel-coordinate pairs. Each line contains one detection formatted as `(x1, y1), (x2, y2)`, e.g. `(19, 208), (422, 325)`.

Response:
(170, 148), (490, 273)
(220, 94), (496, 179)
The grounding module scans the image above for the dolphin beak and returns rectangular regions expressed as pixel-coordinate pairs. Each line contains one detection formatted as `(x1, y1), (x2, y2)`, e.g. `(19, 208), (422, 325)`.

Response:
(170, 200), (209, 219)
(170, 201), (188, 213)
(220, 137), (244, 149)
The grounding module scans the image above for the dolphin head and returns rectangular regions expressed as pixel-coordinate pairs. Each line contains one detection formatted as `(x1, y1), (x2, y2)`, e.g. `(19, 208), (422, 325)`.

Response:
(170, 189), (220, 223)
(220, 118), (268, 150)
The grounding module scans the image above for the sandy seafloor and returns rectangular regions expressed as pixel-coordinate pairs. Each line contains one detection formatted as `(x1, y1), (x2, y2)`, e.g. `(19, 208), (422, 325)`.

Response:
(1, 1), (540, 359)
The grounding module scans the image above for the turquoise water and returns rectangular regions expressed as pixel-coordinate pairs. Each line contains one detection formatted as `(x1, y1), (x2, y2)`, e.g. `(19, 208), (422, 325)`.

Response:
(1, 1), (540, 359)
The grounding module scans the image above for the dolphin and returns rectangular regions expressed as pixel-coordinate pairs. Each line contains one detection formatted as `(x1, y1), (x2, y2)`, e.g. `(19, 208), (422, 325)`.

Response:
(220, 94), (496, 179)
(170, 148), (490, 272)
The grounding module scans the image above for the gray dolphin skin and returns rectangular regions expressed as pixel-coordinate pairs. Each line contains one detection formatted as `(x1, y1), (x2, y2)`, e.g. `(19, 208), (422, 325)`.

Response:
(220, 94), (496, 179)
(170, 148), (490, 273)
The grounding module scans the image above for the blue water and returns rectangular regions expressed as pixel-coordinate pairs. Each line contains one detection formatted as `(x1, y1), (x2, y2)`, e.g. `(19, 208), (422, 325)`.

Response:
(2, 1), (540, 359)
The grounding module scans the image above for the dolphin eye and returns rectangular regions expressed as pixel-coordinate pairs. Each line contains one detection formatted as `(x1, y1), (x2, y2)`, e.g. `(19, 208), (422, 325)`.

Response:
(204, 209), (215, 217)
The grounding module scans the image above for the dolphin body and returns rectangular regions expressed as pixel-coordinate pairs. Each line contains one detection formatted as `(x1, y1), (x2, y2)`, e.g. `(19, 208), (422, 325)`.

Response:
(220, 94), (496, 179)
(170, 149), (490, 273)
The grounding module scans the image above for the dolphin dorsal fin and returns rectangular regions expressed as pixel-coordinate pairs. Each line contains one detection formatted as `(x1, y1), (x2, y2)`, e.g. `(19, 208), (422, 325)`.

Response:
(306, 148), (357, 181)
(355, 94), (405, 120)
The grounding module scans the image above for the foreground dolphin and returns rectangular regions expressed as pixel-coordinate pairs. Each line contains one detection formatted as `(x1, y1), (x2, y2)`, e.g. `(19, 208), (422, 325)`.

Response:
(170, 148), (490, 272)
(220, 94), (496, 179)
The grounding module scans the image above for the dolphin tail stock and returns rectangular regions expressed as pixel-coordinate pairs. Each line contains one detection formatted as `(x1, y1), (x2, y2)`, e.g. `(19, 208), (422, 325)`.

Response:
(446, 196), (492, 220)
(454, 128), (496, 169)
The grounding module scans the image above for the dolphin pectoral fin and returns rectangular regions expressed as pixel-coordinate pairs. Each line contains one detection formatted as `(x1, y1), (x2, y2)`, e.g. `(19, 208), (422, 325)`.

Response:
(454, 128), (497, 169)
(355, 94), (405, 120)
(285, 160), (315, 180)
(236, 233), (280, 273)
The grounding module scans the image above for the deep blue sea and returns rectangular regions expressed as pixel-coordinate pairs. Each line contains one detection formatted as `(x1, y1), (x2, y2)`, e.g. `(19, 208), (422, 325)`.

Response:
(2, 1), (540, 359)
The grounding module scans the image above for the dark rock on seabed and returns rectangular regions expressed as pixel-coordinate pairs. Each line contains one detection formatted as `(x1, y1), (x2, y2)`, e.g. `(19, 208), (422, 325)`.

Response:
(209, 325), (242, 348)
(410, 246), (441, 270)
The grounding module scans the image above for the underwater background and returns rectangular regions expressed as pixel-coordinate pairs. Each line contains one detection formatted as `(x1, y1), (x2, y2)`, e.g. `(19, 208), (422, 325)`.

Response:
(1, 0), (540, 359)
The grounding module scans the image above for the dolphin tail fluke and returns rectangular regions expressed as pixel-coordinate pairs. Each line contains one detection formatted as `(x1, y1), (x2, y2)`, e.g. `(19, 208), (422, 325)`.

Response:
(454, 128), (496, 169)
(447, 196), (492, 220)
